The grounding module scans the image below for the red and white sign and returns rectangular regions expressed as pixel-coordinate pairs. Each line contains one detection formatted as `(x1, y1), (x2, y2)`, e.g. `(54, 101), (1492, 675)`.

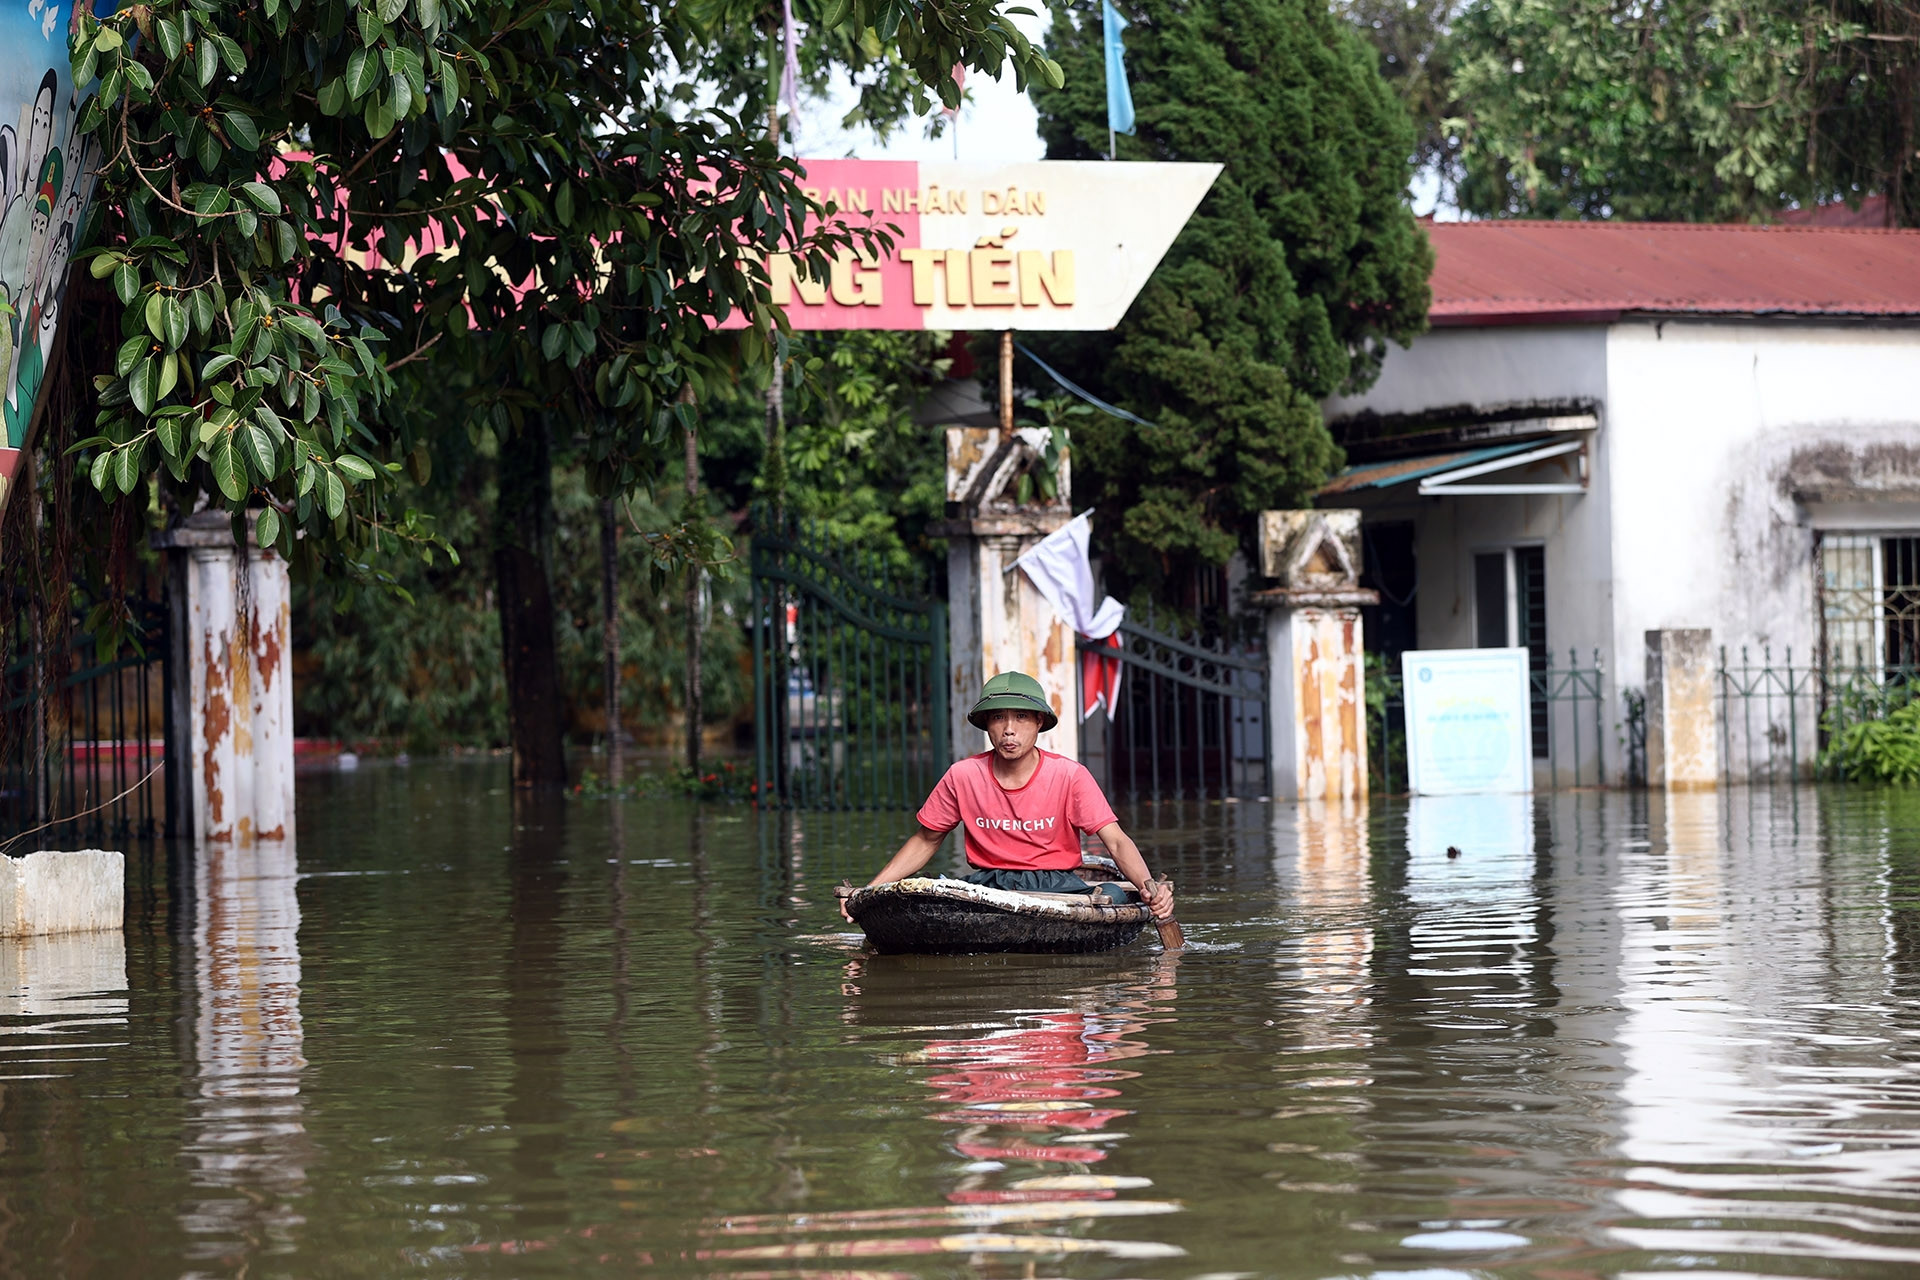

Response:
(754, 159), (1220, 332)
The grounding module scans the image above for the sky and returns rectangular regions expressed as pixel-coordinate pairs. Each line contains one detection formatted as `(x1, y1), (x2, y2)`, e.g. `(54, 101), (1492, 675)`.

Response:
(793, 12), (1450, 217)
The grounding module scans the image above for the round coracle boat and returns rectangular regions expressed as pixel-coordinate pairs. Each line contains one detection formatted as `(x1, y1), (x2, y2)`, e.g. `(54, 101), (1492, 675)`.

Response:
(843, 862), (1150, 956)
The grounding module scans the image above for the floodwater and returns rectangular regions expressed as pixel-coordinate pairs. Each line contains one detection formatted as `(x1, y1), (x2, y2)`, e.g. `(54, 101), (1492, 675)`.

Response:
(4, 763), (1920, 1279)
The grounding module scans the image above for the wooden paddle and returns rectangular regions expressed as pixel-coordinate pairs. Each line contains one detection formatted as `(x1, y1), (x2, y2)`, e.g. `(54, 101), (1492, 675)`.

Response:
(1150, 877), (1185, 950)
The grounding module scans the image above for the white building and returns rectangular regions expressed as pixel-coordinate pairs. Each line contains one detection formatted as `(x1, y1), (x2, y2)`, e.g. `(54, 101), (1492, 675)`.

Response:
(1321, 220), (1920, 781)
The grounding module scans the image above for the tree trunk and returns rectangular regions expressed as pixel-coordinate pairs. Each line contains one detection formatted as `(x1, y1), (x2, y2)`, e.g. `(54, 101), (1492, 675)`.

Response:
(494, 417), (568, 788)
(600, 497), (622, 788)
(683, 397), (704, 773)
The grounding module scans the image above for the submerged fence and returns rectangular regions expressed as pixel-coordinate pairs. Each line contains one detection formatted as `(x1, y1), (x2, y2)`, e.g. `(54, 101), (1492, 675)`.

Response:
(0, 598), (170, 844)
(749, 517), (948, 810)
(1078, 615), (1269, 802)
(1715, 645), (1920, 783)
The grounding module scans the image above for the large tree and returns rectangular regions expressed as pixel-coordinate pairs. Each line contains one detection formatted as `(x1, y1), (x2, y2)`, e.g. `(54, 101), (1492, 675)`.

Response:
(66, 0), (1057, 784)
(1029, 0), (1431, 600)
(1443, 0), (1920, 223)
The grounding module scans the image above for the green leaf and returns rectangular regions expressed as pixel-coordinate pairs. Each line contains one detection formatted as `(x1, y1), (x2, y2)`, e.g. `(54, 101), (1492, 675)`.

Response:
(345, 47), (379, 98)
(357, 7), (383, 47)
(240, 182), (283, 215)
(156, 417), (184, 460)
(554, 181), (574, 226)
(391, 72), (413, 119)
(417, 0), (440, 27)
(157, 17), (182, 60)
(90, 450), (112, 492)
(335, 454), (378, 482)
(202, 352), (239, 380)
(156, 351), (179, 400)
(144, 292), (166, 340)
(240, 420), (278, 476)
(322, 468), (346, 519)
(190, 288), (215, 336)
(540, 324), (564, 360)
(223, 111), (261, 151)
(196, 36), (218, 86)
(317, 76), (348, 116)
(257, 506), (282, 550)
(113, 262), (138, 304)
(235, 207), (258, 238)
(127, 358), (156, 414)
(363, 97), (396, 138)
(209, 431), (247, 502)
(213, 34), (246, 75)
(116, 335), (147, 378)
(379, 0), (407, 23)
(114, 441), (142, 494)
(95, 26), (122, 52)
(164, 296), (189, 350)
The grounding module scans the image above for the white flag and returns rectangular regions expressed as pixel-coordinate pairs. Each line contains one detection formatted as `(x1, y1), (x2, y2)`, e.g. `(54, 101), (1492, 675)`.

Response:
(1013, 511), (1125, 640)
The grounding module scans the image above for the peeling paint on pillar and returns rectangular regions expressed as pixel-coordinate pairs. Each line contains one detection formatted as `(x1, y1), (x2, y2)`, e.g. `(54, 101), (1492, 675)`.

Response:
(155, 514), (297, 845)
(935, 426), (1080, 761)
(1258, 509), (1376, 803)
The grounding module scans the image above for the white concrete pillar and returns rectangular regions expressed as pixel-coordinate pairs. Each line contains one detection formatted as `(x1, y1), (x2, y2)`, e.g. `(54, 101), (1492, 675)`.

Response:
(1646, 628), (1719, 790)
(1255, 510), (1376, 802)
(935, 427), (1079, 760)
(1265, 606), (1370, 801)
(0, 850), (124, 936)
(156, 513), (296, 843)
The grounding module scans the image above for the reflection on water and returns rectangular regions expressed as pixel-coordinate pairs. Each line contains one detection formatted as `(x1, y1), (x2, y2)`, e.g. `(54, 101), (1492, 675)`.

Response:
(1, 765), (1920, 1279)
(180, 839), (308, 1271)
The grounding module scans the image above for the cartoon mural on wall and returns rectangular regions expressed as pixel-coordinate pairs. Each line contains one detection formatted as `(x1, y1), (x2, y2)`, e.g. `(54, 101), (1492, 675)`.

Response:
(0, 0), (110, 511)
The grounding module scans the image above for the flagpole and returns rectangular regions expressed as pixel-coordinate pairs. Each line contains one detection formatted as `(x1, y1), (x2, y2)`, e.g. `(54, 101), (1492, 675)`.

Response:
(1108, 128), (1115, 161)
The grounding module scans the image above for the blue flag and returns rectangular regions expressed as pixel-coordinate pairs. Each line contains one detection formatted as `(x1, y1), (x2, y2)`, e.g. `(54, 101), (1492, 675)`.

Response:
(1103, 0), (1135, 139)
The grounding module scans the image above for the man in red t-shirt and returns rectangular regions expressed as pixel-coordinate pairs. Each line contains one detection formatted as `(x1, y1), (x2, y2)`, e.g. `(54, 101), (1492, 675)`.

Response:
(840, 672), (1175, 922)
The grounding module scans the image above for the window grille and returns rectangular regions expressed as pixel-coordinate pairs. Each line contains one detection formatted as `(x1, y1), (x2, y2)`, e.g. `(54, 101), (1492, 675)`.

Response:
(1819, 533), (1920, 676)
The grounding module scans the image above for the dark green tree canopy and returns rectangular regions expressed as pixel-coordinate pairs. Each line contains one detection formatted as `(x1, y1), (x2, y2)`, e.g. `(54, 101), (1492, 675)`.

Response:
(1029, 0), (1431, 594)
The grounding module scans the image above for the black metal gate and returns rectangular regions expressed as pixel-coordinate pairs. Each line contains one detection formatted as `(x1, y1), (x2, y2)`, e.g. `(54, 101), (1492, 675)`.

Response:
(0, 597), (171, 844)
(750, 517), (948, 809)
(1079, 616), (1269, 801)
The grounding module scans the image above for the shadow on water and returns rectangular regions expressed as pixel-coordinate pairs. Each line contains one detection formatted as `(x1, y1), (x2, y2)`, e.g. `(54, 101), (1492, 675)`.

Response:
(3, 760), (1920, 1278)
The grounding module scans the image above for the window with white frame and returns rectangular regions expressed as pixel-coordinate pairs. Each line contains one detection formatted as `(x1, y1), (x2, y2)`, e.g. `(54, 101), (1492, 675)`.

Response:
(1819, 533), (1920, 675)
(1473, 545), (1549, 757)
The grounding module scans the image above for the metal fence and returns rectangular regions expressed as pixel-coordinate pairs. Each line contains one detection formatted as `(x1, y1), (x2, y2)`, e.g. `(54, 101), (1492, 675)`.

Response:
(1372, 648), (1611, 794)
(0, 598), (170, 845)
(1078, 615), (1269, 802)
(1715, 644), (1920, 783)
(750, 517), (948, 810)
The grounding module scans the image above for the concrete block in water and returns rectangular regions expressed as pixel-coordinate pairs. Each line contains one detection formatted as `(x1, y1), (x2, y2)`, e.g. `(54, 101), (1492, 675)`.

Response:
(0, 850), (125, 937)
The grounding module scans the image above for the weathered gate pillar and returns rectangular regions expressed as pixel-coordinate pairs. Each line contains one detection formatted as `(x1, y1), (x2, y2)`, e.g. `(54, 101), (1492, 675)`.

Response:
(156, 512), (295, 843)
(1252, 511), (1377, 802)
(1645, 628), (1719, 790)
(930, 426), (1080, 760)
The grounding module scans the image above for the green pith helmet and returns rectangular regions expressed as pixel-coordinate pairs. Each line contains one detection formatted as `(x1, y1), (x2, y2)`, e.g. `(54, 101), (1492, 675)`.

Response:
(968, 671), (1059, 733)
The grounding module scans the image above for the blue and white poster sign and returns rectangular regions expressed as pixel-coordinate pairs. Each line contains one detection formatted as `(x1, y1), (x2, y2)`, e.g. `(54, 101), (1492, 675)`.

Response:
(1401, 647), (1533, 794)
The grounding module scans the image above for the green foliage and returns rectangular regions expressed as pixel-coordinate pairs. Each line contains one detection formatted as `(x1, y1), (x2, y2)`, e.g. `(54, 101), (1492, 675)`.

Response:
(1364, 650), (1406, 791)
(1028, 0), (1431, 597)
(698, 330), (953, 579)
(296, 457), (752, 750)
(575, 758), (755, 800)
(1821, 693), (1920, 786)
(1443, 0), (1920, 223)
(69, 0), (1057, 584)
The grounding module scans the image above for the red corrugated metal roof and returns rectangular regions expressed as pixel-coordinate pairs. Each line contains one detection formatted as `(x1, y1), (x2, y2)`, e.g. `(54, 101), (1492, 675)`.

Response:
(1428, 220), (1920, 325)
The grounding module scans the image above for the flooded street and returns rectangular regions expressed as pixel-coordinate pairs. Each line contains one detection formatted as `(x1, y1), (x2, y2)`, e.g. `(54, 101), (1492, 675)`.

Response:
(4, 762), (1920, 1278)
